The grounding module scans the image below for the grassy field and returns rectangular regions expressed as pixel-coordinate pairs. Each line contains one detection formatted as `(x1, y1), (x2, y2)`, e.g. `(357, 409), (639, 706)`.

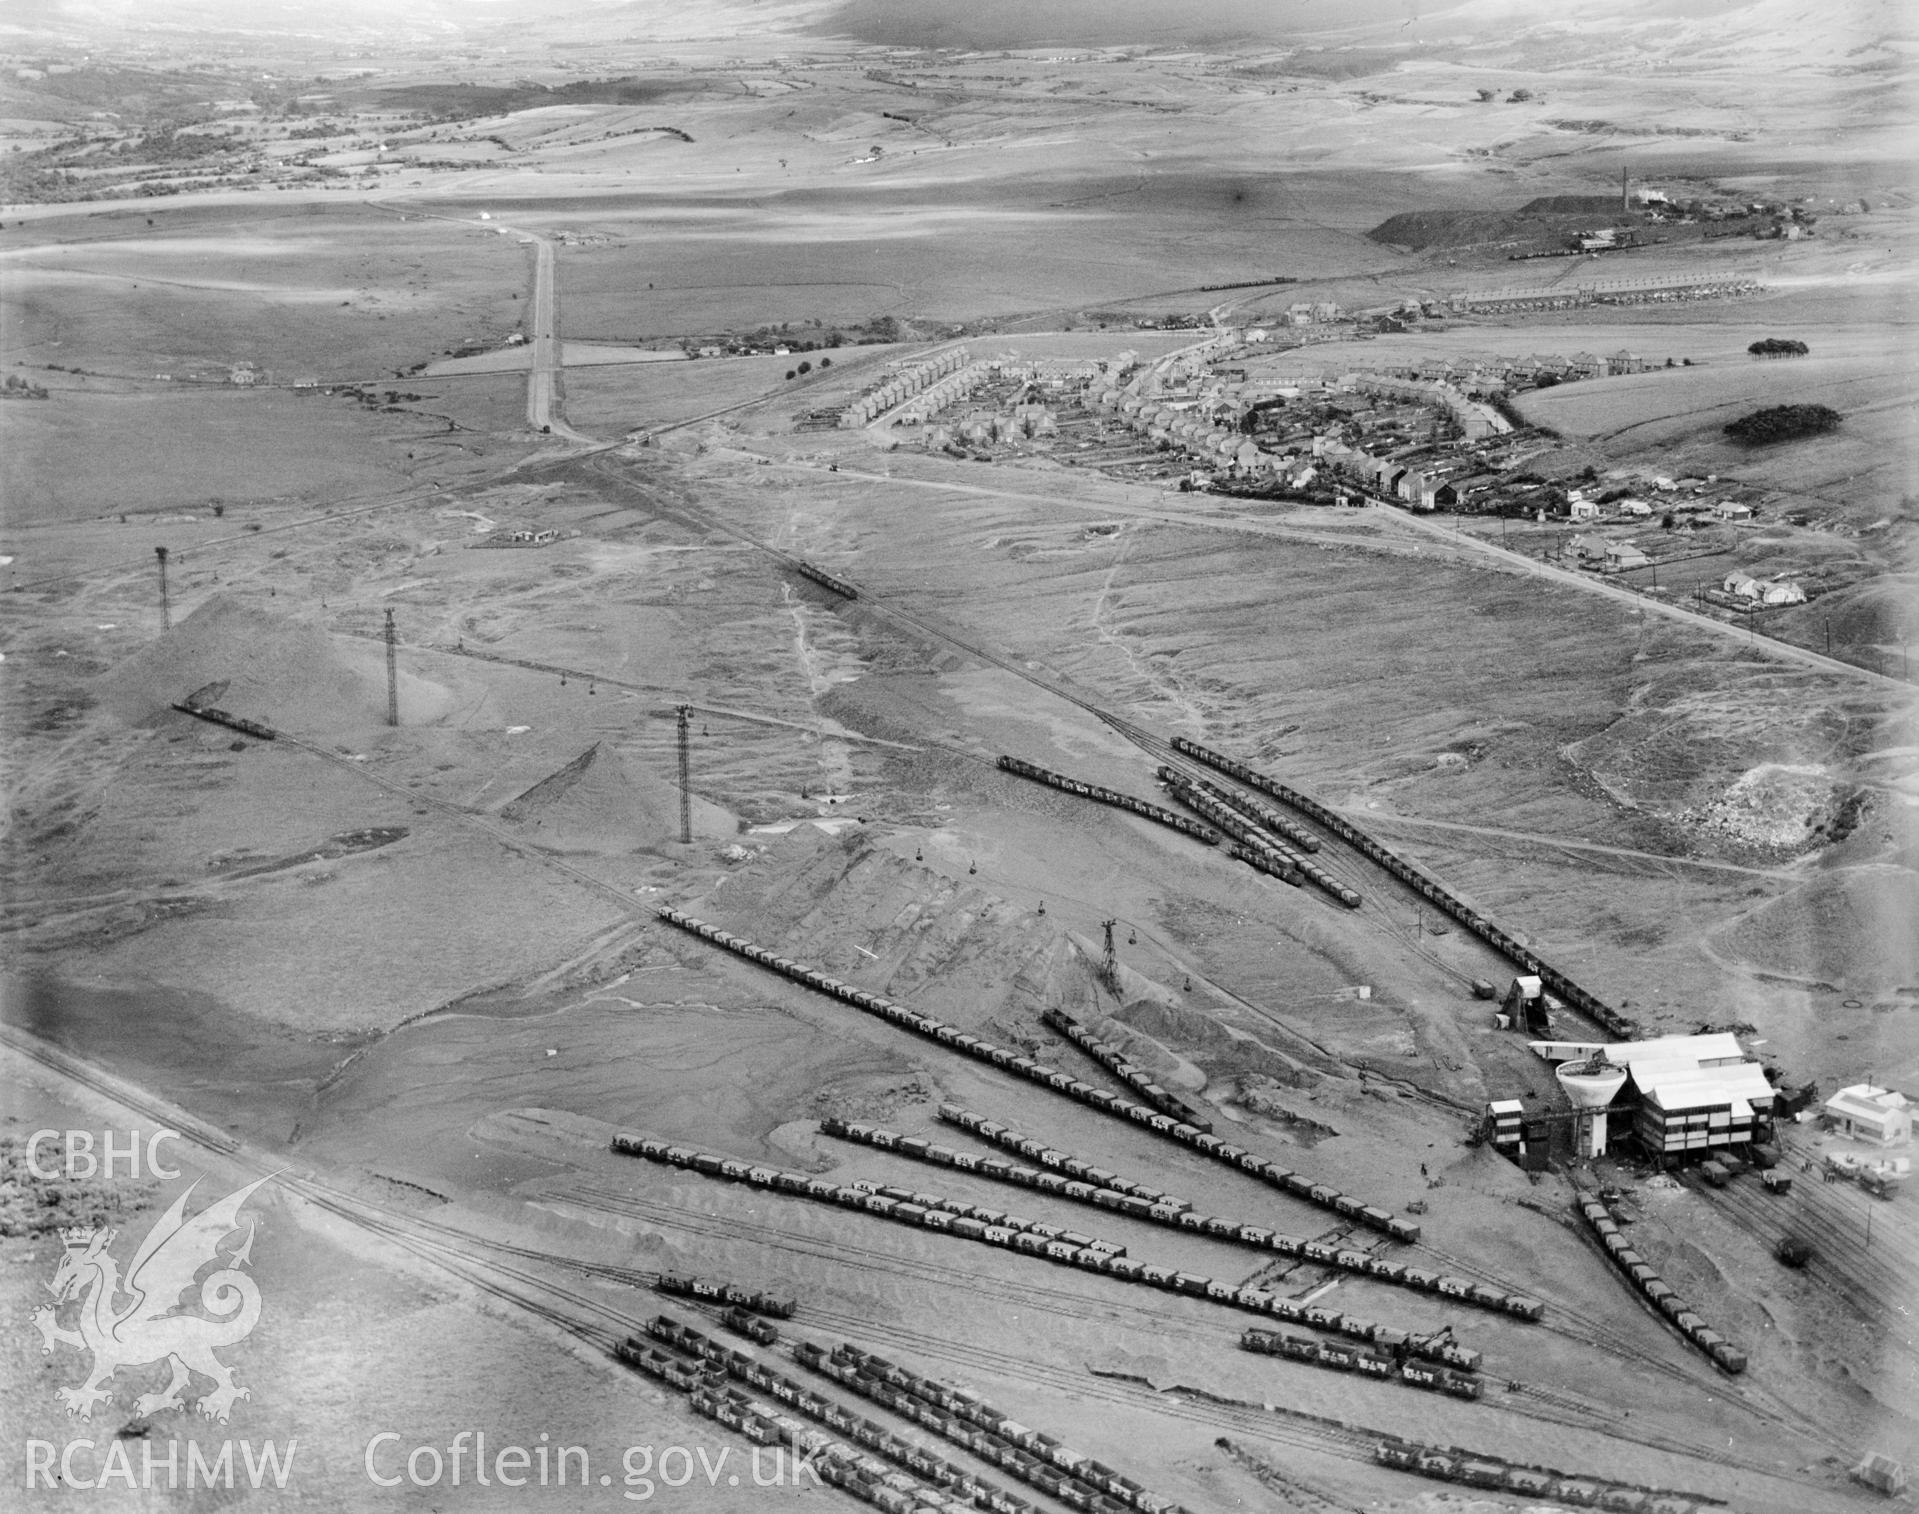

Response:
(1514, 337), (1919, 519)
(0, 384), (436, 526)
(0, 205), (529, 381)
(564, 349), (849, 433)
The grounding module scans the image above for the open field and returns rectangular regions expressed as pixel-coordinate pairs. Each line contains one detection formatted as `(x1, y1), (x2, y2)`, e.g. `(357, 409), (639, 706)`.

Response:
(0, 206), (531, 381)
(0, 384), (452, 527)
(1514, 346), (1919, 510)
(1, 4), (1914, 1511)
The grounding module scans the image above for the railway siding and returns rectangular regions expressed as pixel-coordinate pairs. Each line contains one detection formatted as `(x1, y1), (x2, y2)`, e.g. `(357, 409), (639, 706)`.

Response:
(1170, 737), (1636, 1037)
(610, 1133), (1480, 1368)
(820, 1114), (1540, 1321)
(652, 906), (1419, 1240)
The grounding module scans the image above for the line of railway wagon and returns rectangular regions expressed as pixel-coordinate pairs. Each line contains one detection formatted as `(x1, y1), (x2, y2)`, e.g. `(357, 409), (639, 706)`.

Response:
(722, 1305), (780, 1345)
(1169, 736), (1637, 1038)
(1240, 1328), (1482, 1399)
(1373, 1438), (1713, 1512)
(1153, 772), (1304, 890)
(795, 561), (860, 600)
(1576, 1197), (1746, 1373)
(1040, 1008), (1213, 1130)
(652, 906), (1420, 1243)
(996, 754), (1221, 847)
(170, 703), (277, 741)
(610, 1134), (1481, 1369)
(799, 1340), (1183, 1514)
(1183, 773), (1321, 854)
(627, 1315), (1056, 1514)
(1225, 841), (1306, 887)
(935, 1103), (1183, 1205)
(655, 1272), (798, 1318)
(1158, 769), (1362, 908)
(820, 1115), (1542, 1322)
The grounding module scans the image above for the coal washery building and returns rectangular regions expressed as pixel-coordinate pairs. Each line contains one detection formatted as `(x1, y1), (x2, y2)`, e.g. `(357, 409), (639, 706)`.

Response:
(1527, 1033), (1776, 1162)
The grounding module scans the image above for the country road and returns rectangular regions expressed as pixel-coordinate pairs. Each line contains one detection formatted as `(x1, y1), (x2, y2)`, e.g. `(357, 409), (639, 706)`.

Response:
(1338, 807), (1804, 881)
(520, 231), (594, 443)
(758, 457), (1458, 557)
(1374, 507), (1912, 693)
(794, 457), (1910, 696)
(367, 191), (594, 444)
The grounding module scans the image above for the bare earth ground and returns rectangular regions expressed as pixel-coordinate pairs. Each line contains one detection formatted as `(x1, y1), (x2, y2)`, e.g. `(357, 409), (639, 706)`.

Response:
(1, 6), (1915, 1510)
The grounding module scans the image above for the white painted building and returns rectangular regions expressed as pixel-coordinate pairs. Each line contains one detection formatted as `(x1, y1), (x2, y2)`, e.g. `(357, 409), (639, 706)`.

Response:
(1824, 1085), (1912, 1146)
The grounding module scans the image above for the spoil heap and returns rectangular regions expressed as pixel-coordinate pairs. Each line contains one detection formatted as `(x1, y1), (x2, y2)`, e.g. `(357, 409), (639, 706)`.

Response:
(99, 592), (409, 733)
(501, 740), (735, 851)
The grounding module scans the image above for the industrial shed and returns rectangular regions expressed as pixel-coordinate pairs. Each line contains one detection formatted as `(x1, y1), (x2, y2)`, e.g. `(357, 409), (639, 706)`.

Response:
(1531, 1033), (1776, 1159)
(1824, 1084), (1912, 1147)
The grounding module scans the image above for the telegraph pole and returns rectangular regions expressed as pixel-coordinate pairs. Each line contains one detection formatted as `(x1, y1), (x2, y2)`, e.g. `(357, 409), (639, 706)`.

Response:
(383, 609), (400, 726)
(154, 546), (171, 630)
(676, 705), (693, 844)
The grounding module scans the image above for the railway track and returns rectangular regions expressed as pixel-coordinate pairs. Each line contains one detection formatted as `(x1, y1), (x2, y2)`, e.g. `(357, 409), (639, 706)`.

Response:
(547, 1179), (1832, 1493)
(1681, 1163), (1919, 1387)
(8, 440), (1859, 1508)
(299, 1161), (1814, 1500)
(2, 1018), (1825, 1505)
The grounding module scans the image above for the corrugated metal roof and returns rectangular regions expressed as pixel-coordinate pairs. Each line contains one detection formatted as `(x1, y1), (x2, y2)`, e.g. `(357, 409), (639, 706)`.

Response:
(1825, 1085), (1910, 1123)
(1639, 1063), (1775, 1111)
(1602, 1032), (1746, 1066)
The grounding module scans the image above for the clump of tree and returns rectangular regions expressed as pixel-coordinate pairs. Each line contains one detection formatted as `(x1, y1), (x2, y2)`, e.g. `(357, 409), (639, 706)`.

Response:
(1748, 338), (1809, 357)
(1724, 404), (1841, 444)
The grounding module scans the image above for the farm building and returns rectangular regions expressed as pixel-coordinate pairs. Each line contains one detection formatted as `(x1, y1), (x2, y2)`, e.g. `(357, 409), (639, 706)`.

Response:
(1617, 498), (1653, 516)
(1824, 1085), (1911, 1147)
(1714, 499), (1754, 521)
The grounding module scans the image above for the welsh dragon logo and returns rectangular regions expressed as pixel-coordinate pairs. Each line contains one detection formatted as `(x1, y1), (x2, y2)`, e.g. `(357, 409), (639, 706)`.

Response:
(34, 1175), (270, 1423)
